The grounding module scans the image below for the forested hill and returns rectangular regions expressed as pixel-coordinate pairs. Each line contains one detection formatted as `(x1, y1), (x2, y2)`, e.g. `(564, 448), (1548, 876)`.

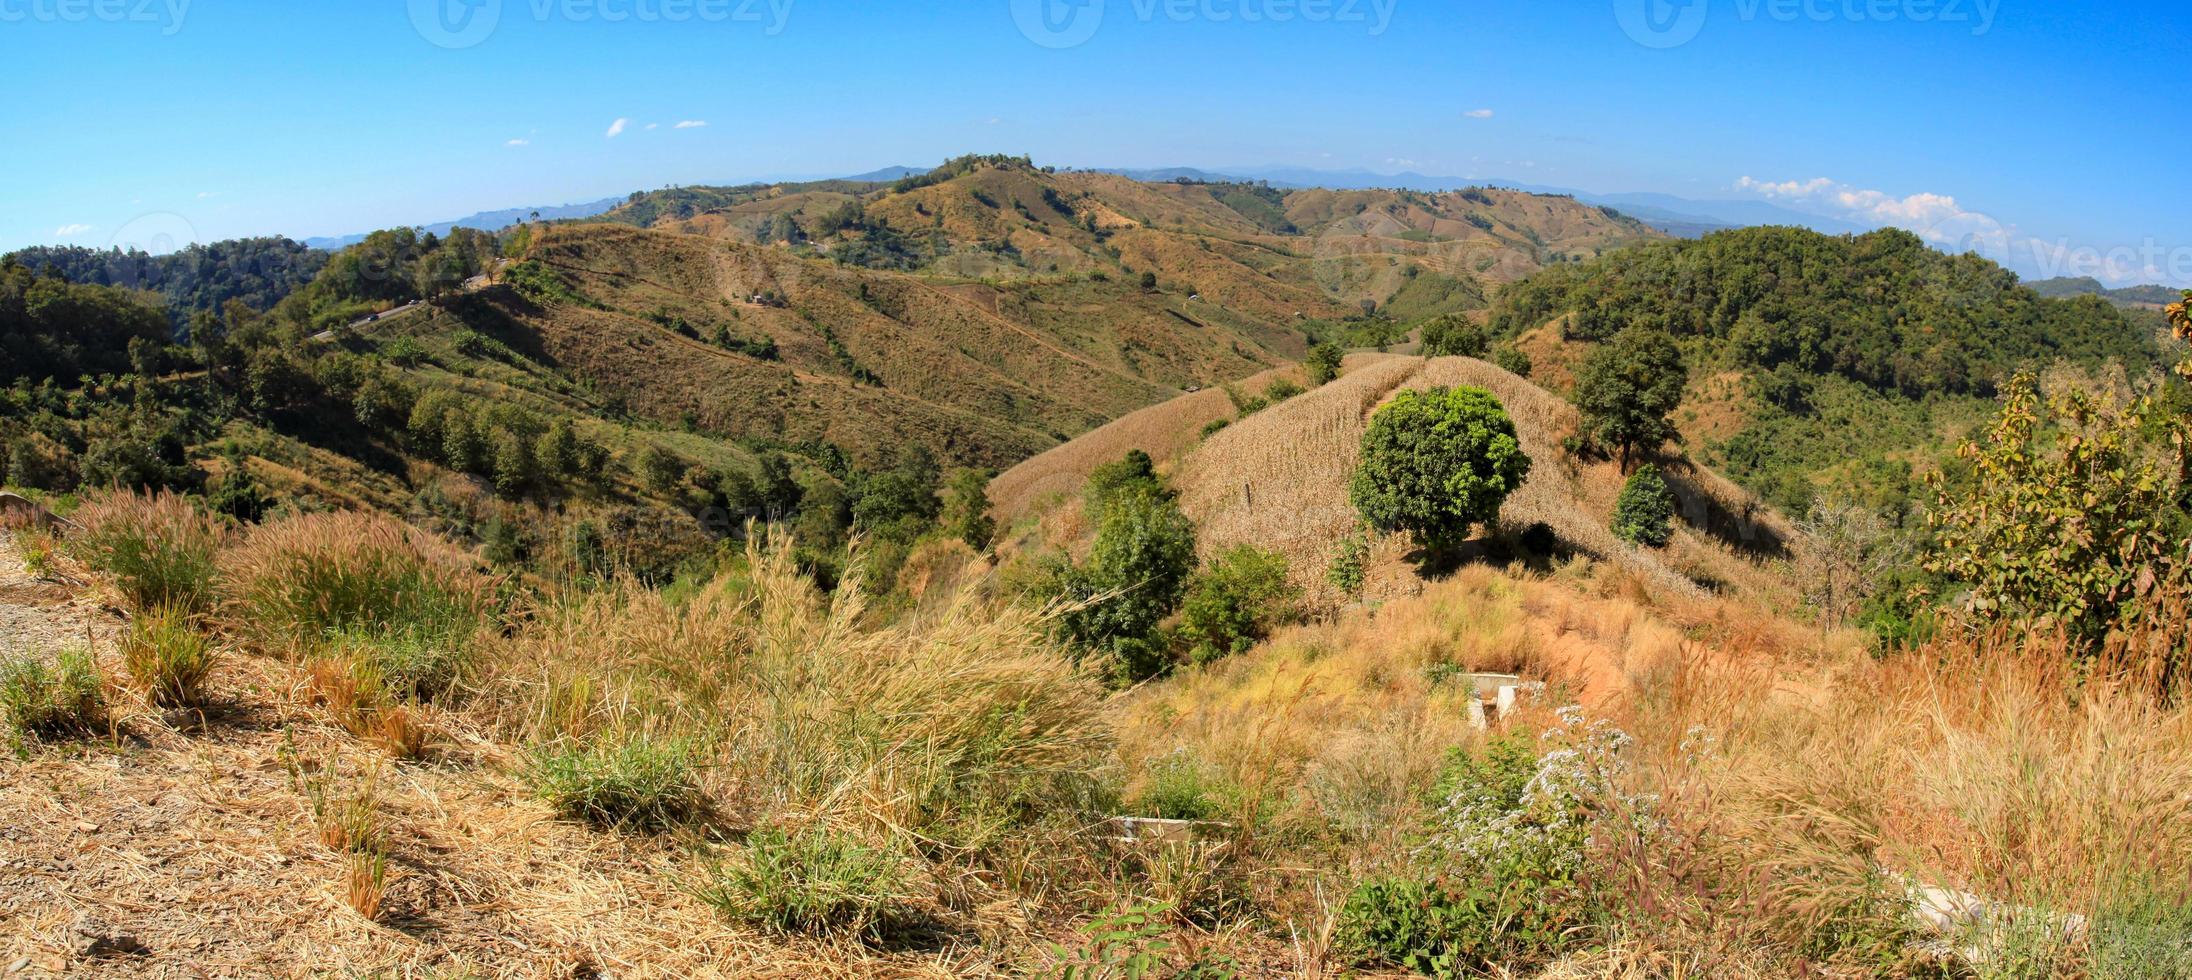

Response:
(4, 238), (328, 332)
(1490, 226), (2160, 396)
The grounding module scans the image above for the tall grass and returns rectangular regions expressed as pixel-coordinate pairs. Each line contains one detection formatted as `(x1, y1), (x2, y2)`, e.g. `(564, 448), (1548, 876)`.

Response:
(219, 510), (499, 654)
(121, 605), (217, 708)
(67, 491), (226, 614)
(484, 541), (1112, 847)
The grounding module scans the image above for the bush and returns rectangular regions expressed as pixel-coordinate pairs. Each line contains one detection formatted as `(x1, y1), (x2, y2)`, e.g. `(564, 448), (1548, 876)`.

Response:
(693, 827), (907, 937)
(1328, 531), (1368, 597)
(1131, 751), (1228, 821)
(0, 648), (106, 739)
(1350, 386), (1532, 551)
(1047, 489), (1199, 678)
(1418, 313), (1490, 358)
(1177, 546), (1297, 665)
(67, 491), (225, 614)
(1307, 341), (1344, 386)
(220, 511), (495, 654)
(1611, 465), (1677, 548)
(122, 605), (216, 707)
(524, 731), (706, 831)
(1337, 715), (1651, 976)
(1264, 378), (1303, 403)
(1491, 346), (1533, 378)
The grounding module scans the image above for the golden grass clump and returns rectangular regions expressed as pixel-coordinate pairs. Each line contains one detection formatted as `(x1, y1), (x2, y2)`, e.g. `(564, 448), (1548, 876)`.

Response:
(121, 604), (217, 708)
(486, 540), (1113, 845)
(67, 489), (227, 614)
(218, 509), (499, 655)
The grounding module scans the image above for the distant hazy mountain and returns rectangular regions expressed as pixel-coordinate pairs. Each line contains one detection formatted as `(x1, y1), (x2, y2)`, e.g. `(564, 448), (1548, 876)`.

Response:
(1106, 165), (1878, 240)
(2026, 276), (2183, 307)
(302, 197), (625, 250)
(838, 166), (925, 183)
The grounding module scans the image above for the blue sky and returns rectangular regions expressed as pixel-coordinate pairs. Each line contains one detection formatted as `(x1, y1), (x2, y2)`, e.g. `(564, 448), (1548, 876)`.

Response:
(3, 0), (2186, 284)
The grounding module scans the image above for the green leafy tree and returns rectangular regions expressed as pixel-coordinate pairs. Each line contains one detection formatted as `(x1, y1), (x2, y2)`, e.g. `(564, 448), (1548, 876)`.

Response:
(1491, 346), (1533, 378)
(1925, 374), (2190, 653)
(637, 445), (683, 495)
(537, 419), (580, 479)
(1610, 465), (1676, 548)
(942, 468), (997, 550)
(1307, 342), (1344, 386)
(1573, 327), (1687, 471)
(1050, 489), (1199, 681)
(1418, 313), (1490, 358)
(1177, 546), (1297, 665)
(1350, 386), (1532, 551)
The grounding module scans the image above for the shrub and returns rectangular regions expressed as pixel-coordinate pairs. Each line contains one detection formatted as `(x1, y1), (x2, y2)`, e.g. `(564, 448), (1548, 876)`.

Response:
(1307, 341), (1344, 386)
(67, 490), (224, 614)
(1337, 714), (1650, 975)
(330, 626), (473, 704)
(1177, 546), (1297, 665)
(0, 648), (106, 739)
(1048, 490), (1199, 678)
(1328, 530), (1368, 597)
(524, 731), (706, 831)
(220, 510), (495, 654)
(1350, 386), (1532, 551)
(693, 827), (907, 936)
(1200, 417), (1231, 439)
(1131, 751), (1227, 821)
(1264, 378), (1304, 403)
(1611, 465), (1677, 548)
(122, 605), (216, 708)
(1491, 345), (1533, 378)
(1419, 313), (1490, 358)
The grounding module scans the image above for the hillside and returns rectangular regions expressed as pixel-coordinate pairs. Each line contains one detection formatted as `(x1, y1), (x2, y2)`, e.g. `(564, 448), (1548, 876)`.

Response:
(1485, 225), (2167, 514)
(605, 156), (1660, 325)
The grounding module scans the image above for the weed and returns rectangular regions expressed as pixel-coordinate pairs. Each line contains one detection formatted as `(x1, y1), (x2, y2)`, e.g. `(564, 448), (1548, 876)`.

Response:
(345, 850), (388, 921)
(121, 605), (215, 708)
(0, 648), (106, 740)
(524, 732), (705, 831)
(693, 827), (907, 937)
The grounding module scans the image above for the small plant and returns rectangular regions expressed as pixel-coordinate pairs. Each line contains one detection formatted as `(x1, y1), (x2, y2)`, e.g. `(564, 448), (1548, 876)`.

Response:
(693, 827), (907, 936)
(1131, 751), (1227, 821)
(1263, 378), (1303, 403)
(221, 510), (493, 654)
(122, 605), (216, 708)
(1611, 465), (1677, 548)
(345, 850), (388, 921)
(1328, 530), (1368, 597)
(14, 528), (58, 580)
(1046, 904), (1178, 980)
(0, 648), (107, 740)
(524, 732), (705, 831)
(1176, 546), (1297, 665)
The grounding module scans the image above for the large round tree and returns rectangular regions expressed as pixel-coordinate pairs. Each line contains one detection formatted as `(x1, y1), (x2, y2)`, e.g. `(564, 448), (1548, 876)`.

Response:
(1573, 326), (1688, 471)
(1350, 386), (1532, 550)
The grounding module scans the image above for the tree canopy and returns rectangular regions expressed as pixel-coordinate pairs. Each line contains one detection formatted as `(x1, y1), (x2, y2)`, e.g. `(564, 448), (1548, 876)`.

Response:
(1350, 386), (1531, 550)
(1573, 327), (1688, 470)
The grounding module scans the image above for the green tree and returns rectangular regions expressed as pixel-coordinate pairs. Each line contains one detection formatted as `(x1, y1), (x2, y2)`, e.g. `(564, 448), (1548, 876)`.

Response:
(637, 445), (683, 495)
(1610, 465), (1676, 548)
(1925, 374), (2189, 653)
(1050, 490), (1199, 680)
(1350, 386), (1532, 551)
(1138, 271), (1159, 292)
(1573, 327), (1687, 471)
(941, 469), (997, 551)
(1418, 313), (1490, 358)
(1307, 342), (1344, 386)
(1491, 346), (1533, 378)
(1177, 546), (1297, 665)
(537, 419), (581, 479)
(492, 432), (534, 498)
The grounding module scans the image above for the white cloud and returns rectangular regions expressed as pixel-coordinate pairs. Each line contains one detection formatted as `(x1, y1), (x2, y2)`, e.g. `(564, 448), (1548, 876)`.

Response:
(1463, 108), (1495, 119)
(196, 191), (219, 200)
(674, 120), (708, 129)
(645, 122), (659, 131)
(506, 138), (530, 146)
(54, 223), (93, 237)
(1735, 175), (2009, 252)
(605, 117), (630, 139)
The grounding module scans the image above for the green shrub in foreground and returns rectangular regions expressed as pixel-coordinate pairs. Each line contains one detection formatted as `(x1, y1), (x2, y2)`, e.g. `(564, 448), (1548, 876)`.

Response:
(0, 648), (106, 739)
(693, 827), (907, 937)
(67, 491), (224, 614)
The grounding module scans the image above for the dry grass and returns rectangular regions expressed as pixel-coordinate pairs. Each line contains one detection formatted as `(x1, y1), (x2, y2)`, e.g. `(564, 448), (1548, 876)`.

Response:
(66, 490), (227, 614)
(218, 509), (500, 656)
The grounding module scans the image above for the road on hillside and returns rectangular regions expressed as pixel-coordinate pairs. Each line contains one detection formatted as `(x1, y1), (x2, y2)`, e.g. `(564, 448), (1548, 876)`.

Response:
(313, 274), (494, 341)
